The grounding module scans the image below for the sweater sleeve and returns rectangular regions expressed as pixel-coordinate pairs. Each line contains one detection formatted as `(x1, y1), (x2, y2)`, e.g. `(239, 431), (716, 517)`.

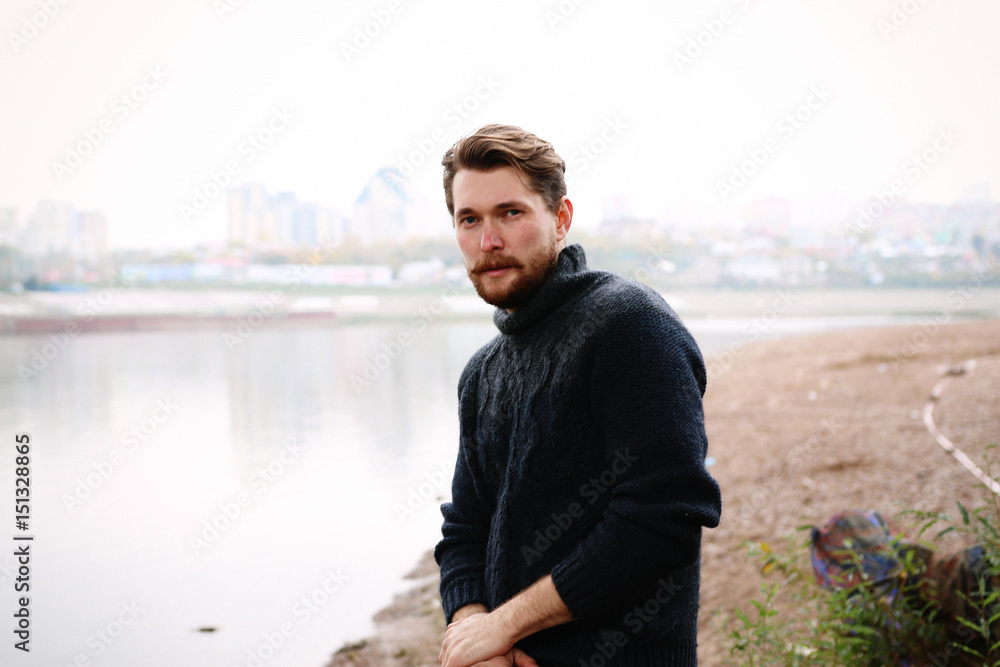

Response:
(549, 300), (722, 620)
(434, 369), (491, 623)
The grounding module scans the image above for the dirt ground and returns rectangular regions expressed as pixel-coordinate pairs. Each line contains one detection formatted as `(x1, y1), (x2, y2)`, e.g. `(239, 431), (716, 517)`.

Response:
(326, 320), (1000, 667)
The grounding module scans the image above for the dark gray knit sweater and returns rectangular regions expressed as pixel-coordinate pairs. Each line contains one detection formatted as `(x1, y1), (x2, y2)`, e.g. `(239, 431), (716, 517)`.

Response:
(435, 244), (721, 666)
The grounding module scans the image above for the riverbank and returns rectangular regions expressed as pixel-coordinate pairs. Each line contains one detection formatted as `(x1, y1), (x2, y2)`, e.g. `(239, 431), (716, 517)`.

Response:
(323, 319), (1000, 666)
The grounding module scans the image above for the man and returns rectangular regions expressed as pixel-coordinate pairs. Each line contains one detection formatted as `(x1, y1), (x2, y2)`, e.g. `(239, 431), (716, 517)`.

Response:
(435, 124), (721, 667)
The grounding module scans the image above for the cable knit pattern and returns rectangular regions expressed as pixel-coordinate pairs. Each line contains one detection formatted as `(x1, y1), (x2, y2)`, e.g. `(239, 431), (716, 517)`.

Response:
(435, 245), (721, 666)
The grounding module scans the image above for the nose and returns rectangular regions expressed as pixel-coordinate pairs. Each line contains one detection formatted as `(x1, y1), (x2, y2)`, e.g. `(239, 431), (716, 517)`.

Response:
(480, 219), (503, 253)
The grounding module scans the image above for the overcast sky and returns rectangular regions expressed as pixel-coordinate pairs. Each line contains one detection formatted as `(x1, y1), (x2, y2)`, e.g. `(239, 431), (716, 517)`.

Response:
(2, 0), (998, 249)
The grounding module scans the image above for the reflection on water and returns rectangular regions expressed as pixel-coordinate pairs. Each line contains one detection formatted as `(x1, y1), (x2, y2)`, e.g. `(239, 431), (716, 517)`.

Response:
(1, 322), (497, 667)
(1, 291), (996, 666)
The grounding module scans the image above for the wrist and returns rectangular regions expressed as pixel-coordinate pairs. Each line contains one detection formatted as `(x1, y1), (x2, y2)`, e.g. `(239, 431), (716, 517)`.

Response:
(494, 575), (574, 644)
(491, 601), (526, 645)
(451, 603), (488, 623)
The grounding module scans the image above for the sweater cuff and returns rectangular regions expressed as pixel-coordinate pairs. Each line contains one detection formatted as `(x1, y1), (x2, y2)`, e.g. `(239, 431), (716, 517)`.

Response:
(550, 547), (605, 620)
(440, 577), (488, 623)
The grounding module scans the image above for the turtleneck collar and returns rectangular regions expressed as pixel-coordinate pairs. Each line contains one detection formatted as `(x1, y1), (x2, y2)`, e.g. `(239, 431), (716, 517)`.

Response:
(492, 244), (592, 336)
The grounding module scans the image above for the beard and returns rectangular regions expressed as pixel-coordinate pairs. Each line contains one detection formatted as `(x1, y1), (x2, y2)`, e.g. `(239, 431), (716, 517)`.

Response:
(467, 244), (560, 310)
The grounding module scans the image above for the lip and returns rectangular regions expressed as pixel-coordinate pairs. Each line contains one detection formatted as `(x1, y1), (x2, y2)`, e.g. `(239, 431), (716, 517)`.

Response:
(482, 266), (511, 277)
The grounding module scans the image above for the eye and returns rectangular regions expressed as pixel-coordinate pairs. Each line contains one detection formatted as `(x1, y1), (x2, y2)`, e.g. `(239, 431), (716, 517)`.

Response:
(504, 209), (522, 218)
(459, 216), (477, 226)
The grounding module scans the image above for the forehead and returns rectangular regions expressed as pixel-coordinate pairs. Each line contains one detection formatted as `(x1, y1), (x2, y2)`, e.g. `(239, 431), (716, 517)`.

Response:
(452, 166), (542, 211)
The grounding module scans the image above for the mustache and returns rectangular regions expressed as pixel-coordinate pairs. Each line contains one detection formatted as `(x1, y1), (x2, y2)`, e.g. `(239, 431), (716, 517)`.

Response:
(469, 255), (523, 274)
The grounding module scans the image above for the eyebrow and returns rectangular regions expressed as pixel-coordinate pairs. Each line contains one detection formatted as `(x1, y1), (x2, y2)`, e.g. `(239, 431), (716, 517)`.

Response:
(455, 200), (532, 218)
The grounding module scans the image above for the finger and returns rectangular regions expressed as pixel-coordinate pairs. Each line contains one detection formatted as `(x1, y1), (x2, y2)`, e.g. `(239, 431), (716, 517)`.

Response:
(511, 648), (540, 667)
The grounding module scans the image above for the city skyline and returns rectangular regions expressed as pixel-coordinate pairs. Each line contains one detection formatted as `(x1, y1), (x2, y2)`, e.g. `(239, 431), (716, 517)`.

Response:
(2, 1), (999, 251)
(3, 176), (996, 253)
(2, 180), (995, 293)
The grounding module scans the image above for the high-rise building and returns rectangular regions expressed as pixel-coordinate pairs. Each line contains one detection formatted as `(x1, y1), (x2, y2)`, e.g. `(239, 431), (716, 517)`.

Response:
(0, 208), (17, 247)
(350, 168), (442, 245)
(22, 200), (75, 256)
(18, 202), (108, 264)
(0, 246), (23, 289)
(228, 184), (343, 248)
(74, 211), (109, 266)
(228, 183), (269, 246)
(12, 202), (109, 282)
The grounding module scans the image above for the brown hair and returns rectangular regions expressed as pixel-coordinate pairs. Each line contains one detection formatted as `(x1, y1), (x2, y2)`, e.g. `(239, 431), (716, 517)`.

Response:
(442, 124), (566, 217)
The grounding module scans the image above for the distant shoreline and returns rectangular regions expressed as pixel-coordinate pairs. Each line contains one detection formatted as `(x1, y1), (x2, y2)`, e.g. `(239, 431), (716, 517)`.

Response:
(3, 285), (1000, 335)
(0, 285), (493, 334)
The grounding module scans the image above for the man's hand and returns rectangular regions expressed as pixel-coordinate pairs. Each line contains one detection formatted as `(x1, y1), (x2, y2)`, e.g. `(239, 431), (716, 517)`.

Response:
(439, 612), (522, 667)
(440, 576), (572, 666)
(470, 648), (540, 667)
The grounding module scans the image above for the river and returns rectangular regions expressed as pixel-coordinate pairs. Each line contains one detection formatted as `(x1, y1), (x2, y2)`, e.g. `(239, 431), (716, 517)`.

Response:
(2, 287), (999, 667)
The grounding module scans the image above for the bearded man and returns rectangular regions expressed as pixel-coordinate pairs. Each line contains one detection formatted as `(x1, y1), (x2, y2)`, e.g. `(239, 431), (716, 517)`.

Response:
(435, 124), (721, 667)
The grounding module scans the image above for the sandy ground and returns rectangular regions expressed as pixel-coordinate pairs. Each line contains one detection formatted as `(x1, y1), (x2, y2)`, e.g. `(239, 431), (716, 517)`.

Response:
(325, 320), (1000, 667)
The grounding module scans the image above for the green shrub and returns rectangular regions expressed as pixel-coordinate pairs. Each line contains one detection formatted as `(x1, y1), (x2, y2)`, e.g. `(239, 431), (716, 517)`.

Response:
(725, 445), (1000, 667)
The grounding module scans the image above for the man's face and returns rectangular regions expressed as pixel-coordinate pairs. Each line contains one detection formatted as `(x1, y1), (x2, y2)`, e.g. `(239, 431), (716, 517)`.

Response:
(452, 166), (572, 310)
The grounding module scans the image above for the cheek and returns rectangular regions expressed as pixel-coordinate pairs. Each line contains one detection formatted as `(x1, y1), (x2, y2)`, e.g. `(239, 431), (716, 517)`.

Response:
(521, 227), (551, 252)
(456, 233), (478, 260)
(509, 226), (538, 249)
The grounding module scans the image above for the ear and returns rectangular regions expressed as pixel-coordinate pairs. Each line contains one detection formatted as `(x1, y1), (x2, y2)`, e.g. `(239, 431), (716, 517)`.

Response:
(555, 196), (573, 243)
